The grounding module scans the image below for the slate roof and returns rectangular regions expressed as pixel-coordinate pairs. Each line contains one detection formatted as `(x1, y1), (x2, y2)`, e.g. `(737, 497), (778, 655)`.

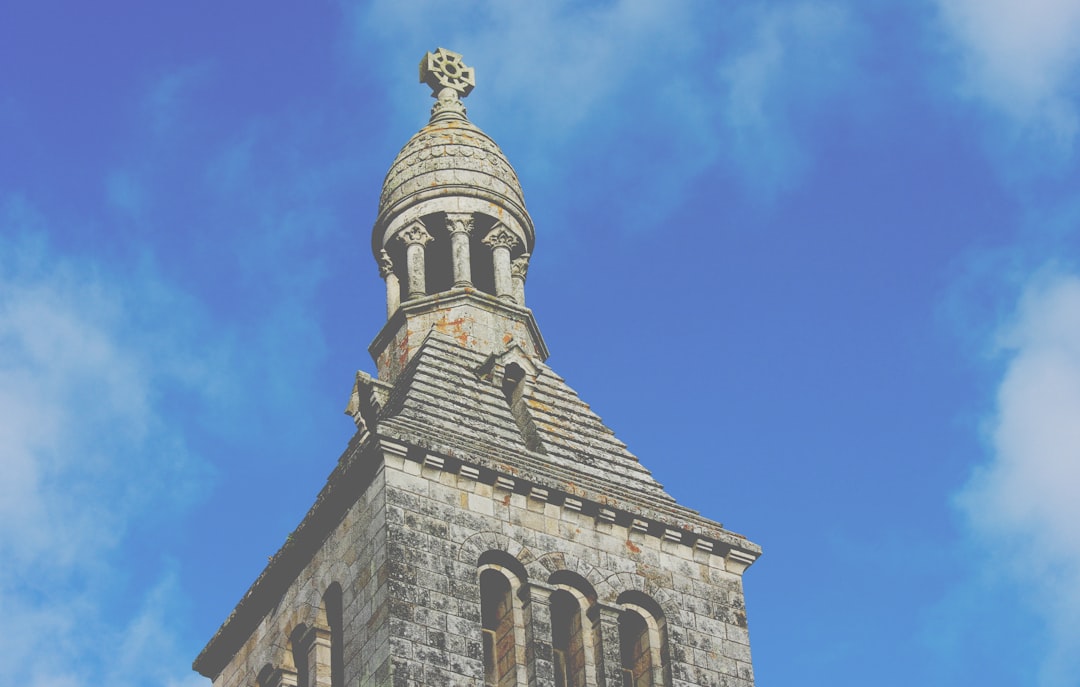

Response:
(371, 331), (678, 510)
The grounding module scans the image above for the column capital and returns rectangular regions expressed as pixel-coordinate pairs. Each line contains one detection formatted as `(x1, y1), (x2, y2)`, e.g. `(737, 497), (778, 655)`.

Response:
(378, 249), (395, 279)
(398, 221), (433, 247)
(445, 212), (475, 235)
(510, 253), (531, 281)
(482, 223), (519, 251)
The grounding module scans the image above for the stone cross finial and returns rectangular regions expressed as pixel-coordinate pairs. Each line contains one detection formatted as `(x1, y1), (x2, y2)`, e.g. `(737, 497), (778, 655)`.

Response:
(420, 48), (475, 122)
(420, 48), (475, 98)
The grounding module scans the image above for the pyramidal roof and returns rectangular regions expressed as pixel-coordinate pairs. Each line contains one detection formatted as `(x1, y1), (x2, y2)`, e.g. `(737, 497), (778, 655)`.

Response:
(355, 330), (677, 508)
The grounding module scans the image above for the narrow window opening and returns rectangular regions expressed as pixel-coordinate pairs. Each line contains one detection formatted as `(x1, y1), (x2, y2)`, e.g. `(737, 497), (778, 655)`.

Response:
(423, 215), (454, 295)
(551, 591), (586, 687)
(480, 569), (517, 687)
(324, 585), (344, 687)
(470, 216), (497, 296)
(500, 362), (545, 454)
(501, 363), (525, 405)
(290, 626), (310, 687)
(620, 611), (652, 687)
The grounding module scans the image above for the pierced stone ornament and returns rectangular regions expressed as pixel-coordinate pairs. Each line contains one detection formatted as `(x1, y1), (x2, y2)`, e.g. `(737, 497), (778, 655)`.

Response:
(420, 48), (476, 98)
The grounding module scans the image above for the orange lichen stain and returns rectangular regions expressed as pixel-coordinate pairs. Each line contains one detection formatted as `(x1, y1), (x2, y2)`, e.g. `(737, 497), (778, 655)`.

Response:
(502, 494), (511, 507)
(626, 540), (641, 554)
(526, 398), (551, 412)
(503, 333), (513, 344)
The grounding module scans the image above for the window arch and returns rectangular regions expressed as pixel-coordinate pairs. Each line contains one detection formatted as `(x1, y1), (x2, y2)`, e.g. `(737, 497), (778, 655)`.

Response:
(548, 571), (601, 687)
(289, 625), (310, 687)
(322, 584), (344, 687)
(551, 590), (586, 687)
(615, 592), (671, 687)
(478, 551), (527, 687)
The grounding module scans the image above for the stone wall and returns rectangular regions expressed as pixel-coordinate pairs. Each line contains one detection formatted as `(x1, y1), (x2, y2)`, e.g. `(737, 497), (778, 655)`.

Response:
(210, 444), (754, 687)
(210, 468), (389, 687)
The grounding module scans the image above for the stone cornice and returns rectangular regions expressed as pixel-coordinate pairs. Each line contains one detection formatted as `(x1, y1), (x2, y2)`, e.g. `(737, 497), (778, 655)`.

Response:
(367, 287), (549, 363)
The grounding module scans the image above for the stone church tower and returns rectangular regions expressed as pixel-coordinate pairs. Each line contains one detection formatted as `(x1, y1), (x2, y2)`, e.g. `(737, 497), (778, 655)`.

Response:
(194, 48), (761, 687)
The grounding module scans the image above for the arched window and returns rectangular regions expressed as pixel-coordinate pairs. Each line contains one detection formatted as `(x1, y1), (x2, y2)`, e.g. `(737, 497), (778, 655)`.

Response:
(480, 569), (517, 686)
(551, 590), (586, 687)
(616, 592), (671, 687)
(289, 625), (310, 687)
(478, 551), (527, 687)
(323, 584), (344, 687)
(619, 610), (650, 687)
(548, 571), (601, 687)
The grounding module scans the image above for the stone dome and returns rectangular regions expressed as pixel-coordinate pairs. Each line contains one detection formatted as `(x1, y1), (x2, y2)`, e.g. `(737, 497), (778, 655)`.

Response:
(372, 114), (535, 258)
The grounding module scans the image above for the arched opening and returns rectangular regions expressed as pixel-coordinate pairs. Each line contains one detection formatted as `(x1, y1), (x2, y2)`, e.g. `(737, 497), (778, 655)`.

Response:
(289, 625), (310, 687)
(501, 363), (525, 405)
(478, 551), (527, 687)
(323, 584), (344, 687)
(619, 610), (650, 687)
(616, 591), (671, 687)
(469, 215), (497, 296)
(480, 569), (518, 687)
(422, 214), (453, 295)
(547, 570), (600, 687)
(551, 590), (586, 687)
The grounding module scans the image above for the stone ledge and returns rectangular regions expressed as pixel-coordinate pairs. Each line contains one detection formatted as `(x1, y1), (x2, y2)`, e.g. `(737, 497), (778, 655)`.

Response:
(380, 437), (762, 569)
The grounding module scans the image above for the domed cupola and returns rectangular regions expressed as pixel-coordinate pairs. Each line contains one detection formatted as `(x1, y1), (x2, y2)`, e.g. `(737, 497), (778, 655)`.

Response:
(368, 49), (547, 383)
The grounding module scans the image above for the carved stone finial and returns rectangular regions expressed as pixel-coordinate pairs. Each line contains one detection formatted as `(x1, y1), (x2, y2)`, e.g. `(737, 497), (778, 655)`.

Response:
(398, 221), (434, 247)
(511, 253), (531, 281)
(420, 48), (474, 122)
(420, 48), (475, 98)
(482, 223), (519, 251)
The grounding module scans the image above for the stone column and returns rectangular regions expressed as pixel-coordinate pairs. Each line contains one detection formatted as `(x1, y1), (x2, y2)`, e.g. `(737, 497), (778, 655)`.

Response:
(483, 223), (519, 302)
(596, 603), (625, 687)
(522, 583), (555, 687)
(398, 221), (433, 300)
(510, 253), (530, 306)
(300, 626), (333, 687)
(445, 212), (475, 288)
(378, 249), (399, 317)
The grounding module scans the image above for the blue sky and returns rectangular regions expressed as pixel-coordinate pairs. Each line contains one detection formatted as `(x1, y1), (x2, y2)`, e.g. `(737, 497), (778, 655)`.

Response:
(3, 1), (1080, 685)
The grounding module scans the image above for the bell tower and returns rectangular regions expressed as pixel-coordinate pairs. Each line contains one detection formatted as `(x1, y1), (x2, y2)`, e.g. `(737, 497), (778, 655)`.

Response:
(194, 49), (761, 687)
(371, 48), (544, 385)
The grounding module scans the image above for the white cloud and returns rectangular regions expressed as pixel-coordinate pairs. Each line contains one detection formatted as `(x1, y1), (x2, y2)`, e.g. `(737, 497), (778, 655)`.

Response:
(719, 2), (856, 196)
(352, 0), (861, 215)
(935, 0), (1080, 151)
(0, 197), (217, 687)
(960, 269), (1080, 686)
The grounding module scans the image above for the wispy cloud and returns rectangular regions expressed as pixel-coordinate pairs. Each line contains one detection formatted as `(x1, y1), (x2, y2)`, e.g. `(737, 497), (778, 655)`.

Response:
(0, 196), (217, 686)
(719, 2), (858, 197)
(959, 268), (1080, 686)
(350, 0), (863, 222)
(934, 0), (1080, 159)
(145, 62), (214, 138)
